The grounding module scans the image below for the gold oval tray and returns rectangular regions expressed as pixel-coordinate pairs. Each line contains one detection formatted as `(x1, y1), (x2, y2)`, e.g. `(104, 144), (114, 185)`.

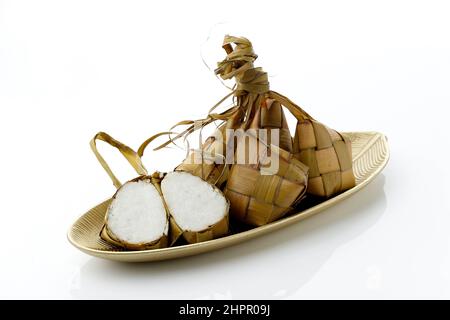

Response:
(68, 132), (389, 262)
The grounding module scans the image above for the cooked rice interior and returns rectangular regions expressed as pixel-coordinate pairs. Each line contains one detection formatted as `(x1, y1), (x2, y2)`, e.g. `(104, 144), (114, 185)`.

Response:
(161, 172), (227, 232)
(107, 180), (168, 244)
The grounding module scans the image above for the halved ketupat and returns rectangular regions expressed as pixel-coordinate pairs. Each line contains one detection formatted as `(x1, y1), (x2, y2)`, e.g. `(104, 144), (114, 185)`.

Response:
(101, 177), (169, 250)
(90, 132), (170, 250)
(91, 132), (229, 250)
(161, 171), (229, 244)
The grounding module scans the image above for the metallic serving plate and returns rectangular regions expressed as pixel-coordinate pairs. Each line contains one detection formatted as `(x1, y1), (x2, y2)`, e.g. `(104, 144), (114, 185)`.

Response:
(68, 132), (389, 262)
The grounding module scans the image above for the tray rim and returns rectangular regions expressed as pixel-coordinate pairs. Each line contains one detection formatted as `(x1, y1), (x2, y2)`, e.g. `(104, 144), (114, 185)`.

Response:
(68, 131), (389, 261)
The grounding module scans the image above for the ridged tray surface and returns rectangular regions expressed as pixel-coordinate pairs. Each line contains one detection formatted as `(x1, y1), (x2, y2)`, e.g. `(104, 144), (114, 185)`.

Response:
(68, 132), (389, 262)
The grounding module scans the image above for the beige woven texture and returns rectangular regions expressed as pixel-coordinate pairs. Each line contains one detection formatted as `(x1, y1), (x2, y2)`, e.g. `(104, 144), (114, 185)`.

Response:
(249, 98), (293, 152)
(215, 36), (309, 225)
(171, 214), (229, 244)
(224, 135), (308, 226)
(293, 120), (355, 197)
(176, 123), (229, 186)
(176, 97), (293, 186)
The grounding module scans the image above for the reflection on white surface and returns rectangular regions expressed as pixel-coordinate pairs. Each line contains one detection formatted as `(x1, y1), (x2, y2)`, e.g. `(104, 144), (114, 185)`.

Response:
(71, 176), (386, 299)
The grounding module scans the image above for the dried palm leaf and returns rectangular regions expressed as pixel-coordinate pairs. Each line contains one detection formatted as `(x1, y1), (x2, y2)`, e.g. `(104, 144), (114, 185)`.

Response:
(175, 123), (229, 187)
(292, 120), (355, 197)
(223, 134), (308, 226)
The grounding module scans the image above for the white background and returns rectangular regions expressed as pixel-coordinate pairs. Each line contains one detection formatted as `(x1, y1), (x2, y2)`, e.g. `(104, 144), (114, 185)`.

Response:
(1, 0), (450, 299)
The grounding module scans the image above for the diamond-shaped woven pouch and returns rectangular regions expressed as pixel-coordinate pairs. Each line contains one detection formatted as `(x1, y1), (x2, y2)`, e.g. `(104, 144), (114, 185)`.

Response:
(293, 119), (355, 197)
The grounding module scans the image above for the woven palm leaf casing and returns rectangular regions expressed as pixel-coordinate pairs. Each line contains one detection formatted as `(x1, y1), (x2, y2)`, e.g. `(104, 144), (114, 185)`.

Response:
(175, 110), (243, 186)
(293, 119), (355, 197)
(100, 226), (168, 250)
(177, 97), (294, 187)
(169, 210), (229, 245)
(249, 98), (293, 153)
(223, 136), (308, 226)
(175, 124), (228, 186)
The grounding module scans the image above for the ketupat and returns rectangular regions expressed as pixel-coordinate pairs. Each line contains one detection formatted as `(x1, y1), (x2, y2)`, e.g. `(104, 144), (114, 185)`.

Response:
(139, 35), (355, 228)
(214, 35), (355, 198)
(223, 135), (308, 226)
(293, 120), (355, 197)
